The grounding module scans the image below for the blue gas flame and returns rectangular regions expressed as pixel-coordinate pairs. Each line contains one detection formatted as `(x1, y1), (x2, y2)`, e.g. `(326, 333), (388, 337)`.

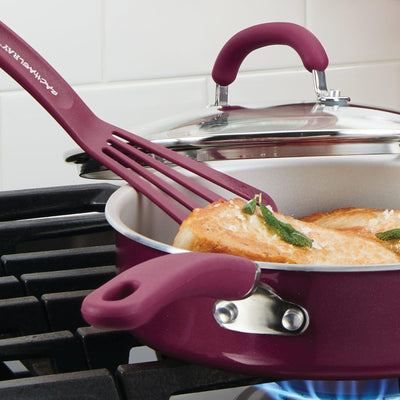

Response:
(255, 379), (400, 399)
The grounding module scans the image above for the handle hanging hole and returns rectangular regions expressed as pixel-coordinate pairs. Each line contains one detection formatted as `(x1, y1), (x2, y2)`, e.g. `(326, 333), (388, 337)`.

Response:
(102, 281), (138, 301)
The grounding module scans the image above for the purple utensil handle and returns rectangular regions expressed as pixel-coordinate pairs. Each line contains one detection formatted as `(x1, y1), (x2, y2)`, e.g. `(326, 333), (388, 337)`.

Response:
(0, 21), (96, 151)
(81, 252), (259, 330)
(212, 22), (329, 86)
(0, 22), (96, 150)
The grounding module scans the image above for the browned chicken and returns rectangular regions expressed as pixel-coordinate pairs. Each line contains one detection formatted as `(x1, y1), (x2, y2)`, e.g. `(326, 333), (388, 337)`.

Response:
(302, 207), (400, 255)
(173, 199), (400, 265)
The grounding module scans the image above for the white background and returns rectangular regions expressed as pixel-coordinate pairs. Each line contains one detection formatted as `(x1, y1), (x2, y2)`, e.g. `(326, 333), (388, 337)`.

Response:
(0, 0), (399, 190)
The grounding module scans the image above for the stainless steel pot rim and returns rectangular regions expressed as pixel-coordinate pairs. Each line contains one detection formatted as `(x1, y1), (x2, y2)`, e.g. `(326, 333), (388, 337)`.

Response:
(105, 183), (400, 273)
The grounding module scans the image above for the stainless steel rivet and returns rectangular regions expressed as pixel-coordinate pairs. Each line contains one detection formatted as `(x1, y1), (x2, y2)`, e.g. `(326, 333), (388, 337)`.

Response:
(214, 303), (238, 324)
(282, 308), (304, 332)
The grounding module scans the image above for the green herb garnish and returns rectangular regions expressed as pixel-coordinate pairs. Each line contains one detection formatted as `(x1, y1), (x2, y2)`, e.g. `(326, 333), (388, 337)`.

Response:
(376, 228), (400, 241)
(242, 195), (313, 248)
(242, 194), (259, 215)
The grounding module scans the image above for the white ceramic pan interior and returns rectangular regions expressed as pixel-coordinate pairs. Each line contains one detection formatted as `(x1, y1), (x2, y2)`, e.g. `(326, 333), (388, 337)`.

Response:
(105, 155), (400, 269)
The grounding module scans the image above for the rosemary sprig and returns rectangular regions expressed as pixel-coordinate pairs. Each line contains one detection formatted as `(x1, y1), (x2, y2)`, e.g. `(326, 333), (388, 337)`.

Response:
(376, 228), (400, 241)
(243, 195), (313, 248)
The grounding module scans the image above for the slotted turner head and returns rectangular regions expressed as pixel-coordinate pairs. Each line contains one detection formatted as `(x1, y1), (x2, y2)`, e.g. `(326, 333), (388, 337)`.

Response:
(0, 20), (276, 223)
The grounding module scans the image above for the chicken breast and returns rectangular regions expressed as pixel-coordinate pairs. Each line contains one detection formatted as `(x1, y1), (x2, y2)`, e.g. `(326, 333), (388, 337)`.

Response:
(302, 207), (400, 254)
(173, 199), (400, 265)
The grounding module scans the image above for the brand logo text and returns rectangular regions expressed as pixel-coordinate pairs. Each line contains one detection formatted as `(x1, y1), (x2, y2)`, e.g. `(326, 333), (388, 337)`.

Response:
(0, 43), (58, 96)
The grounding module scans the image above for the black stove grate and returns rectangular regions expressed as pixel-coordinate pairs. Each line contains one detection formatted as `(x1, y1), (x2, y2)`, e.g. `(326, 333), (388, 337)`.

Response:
(0, 184), (267, 400)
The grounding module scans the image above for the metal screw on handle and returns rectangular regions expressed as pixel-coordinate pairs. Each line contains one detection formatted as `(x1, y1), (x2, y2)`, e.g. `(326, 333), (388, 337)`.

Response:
(214, 303), (238, 324)
(282, 308), (306, 332)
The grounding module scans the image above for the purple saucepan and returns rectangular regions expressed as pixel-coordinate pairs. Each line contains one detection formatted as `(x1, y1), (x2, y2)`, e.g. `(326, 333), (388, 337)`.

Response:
(82, 155), (400, 380)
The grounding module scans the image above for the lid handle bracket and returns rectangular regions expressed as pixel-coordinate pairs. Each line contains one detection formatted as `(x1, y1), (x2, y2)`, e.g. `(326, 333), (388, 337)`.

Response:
(215, 84), (229, 107)
(313, 70), (350, 106)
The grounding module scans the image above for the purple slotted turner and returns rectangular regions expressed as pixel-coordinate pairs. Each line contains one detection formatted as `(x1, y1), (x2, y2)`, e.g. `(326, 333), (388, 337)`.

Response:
(0, 21), (328, 223)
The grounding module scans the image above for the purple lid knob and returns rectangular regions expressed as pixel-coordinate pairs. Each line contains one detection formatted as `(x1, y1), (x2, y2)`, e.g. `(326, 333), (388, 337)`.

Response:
(212, 22), (329, 87)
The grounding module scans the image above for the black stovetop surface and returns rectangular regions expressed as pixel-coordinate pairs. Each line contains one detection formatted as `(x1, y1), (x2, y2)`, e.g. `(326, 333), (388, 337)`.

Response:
(0, 184), (266, 400)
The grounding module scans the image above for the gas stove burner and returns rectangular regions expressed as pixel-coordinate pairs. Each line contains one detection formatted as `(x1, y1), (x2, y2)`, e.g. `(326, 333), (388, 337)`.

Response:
(239, 379), (400, 400)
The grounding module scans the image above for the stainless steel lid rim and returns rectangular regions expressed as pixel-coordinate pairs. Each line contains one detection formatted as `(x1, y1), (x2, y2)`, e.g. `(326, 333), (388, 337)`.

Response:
(153, 129), (400, 146)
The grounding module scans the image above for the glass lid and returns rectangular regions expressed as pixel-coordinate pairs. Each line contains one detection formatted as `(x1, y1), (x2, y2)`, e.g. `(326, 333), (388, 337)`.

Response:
(143, 99), (400, 161)
(146, 102), (400, 142)
(142, 65), (400, 161)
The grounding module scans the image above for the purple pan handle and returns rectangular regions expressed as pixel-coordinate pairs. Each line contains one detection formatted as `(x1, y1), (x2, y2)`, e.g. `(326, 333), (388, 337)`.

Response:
(81, 252), (259, 330)
(212, 22), (329, 86)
